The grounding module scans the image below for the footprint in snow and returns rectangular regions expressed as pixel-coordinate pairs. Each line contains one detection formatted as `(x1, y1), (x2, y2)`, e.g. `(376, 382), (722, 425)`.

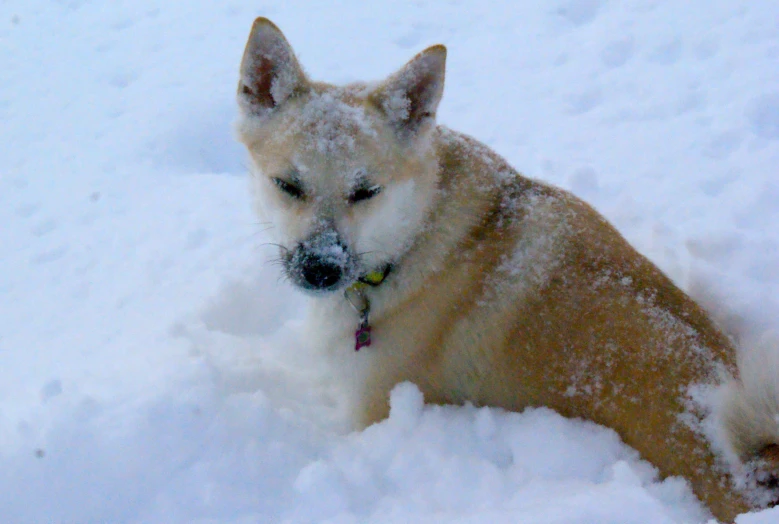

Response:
(747, 93), (779, 140)
(556, 0), (603, 26)
(601, 36), (635, 69)
(647, 37), (683, 65)
(565, 87), (602, 115)
(702, 130), (744, 159)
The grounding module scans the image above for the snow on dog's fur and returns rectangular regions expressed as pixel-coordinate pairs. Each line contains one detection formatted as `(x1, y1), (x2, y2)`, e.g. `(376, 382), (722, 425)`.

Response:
(235, 18), (779, 522)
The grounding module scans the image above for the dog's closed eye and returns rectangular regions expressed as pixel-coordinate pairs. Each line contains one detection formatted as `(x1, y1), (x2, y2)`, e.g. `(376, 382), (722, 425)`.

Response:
(272, 177), (305, 200)
(348, 183), (382, 204)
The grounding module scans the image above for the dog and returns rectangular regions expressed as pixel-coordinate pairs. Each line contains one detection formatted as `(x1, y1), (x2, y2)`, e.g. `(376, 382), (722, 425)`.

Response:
(235, 18), (779, 522)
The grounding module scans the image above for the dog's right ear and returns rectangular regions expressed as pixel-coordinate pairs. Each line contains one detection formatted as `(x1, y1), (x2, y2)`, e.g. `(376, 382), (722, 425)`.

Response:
(238, 18), (308, 116)
(368, 45), (446, 139)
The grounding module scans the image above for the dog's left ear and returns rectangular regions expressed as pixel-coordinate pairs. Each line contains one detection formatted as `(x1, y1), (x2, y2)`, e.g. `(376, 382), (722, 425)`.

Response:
(369, 45), (446, 137)
(238, 17), (308, 116)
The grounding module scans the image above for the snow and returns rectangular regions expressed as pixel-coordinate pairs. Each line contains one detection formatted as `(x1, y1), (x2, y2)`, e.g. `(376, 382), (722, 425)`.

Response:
(1, 1), (779, 522)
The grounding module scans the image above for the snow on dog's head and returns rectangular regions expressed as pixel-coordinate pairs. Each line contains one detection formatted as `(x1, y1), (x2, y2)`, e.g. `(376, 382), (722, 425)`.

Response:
(235, 17), (445, 292)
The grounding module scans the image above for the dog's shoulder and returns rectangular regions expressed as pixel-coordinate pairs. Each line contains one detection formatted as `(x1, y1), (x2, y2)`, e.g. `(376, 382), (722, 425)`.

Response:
(431, 125), (593, 246)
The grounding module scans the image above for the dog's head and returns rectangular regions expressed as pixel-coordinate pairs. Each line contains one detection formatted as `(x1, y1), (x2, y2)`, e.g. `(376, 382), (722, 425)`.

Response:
(235, 18), (446, 293)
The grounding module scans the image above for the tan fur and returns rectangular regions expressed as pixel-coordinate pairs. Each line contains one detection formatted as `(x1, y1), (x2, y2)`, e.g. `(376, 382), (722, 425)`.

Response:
(236, 18), (779, 522)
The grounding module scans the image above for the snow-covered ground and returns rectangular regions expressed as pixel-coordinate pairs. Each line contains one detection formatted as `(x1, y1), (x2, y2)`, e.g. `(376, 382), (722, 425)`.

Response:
(2, 1), (779, 522)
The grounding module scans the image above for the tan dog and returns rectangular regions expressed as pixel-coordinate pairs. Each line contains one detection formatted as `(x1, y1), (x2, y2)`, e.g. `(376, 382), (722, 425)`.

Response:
(235, 18), (779, 521)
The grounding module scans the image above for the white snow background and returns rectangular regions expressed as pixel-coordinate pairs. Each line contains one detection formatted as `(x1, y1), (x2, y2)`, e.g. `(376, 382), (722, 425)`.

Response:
(2, 1), (779, 522)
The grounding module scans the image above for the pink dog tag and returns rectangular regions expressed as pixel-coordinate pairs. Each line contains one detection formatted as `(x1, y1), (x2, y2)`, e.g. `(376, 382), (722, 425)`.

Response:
(345, 287), (373, 351)
(355, 324), (372, 351)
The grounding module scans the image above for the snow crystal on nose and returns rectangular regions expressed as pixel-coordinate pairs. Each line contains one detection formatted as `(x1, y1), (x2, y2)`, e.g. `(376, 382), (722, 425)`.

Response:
(318, 242), (348, 267)
(304, 229), (349, 267)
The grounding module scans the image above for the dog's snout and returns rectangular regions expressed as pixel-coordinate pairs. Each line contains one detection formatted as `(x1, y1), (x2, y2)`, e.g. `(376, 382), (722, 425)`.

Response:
(301, 258), (343, 290)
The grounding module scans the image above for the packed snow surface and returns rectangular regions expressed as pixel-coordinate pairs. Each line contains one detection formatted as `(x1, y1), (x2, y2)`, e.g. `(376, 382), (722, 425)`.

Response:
(2, 1), (779, 522)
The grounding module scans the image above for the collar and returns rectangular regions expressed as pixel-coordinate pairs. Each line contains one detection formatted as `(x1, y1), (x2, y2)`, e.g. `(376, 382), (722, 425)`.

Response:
(346, 263), (393, 293)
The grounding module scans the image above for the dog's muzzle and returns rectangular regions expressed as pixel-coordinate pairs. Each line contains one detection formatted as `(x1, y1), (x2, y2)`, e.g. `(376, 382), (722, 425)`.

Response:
(285, 230), (352, 292)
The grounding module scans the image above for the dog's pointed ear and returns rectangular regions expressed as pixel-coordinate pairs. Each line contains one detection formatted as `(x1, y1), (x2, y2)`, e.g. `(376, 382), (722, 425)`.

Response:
(369, 45), (446, 137)
(238, 18), (308, 116)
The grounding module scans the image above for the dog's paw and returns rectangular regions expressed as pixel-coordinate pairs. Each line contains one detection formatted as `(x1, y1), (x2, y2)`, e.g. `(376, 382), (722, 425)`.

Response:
(740, 445), (779, 509)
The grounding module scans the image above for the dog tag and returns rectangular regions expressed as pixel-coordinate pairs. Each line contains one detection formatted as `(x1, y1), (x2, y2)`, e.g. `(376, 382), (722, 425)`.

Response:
(345, 286), (372, 351)
(355, 313), (372, 351)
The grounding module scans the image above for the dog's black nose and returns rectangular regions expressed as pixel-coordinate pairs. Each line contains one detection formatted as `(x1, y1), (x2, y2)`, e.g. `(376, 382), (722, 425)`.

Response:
(286, 228), (351, 291)
(301, 259), (343, 290)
